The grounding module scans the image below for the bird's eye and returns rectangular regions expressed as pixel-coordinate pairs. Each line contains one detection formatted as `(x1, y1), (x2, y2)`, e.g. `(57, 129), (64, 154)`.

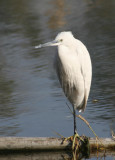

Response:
(60, 39), (63, 42)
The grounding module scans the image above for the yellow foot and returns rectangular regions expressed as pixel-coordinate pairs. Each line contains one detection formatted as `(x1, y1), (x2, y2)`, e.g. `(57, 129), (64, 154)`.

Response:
(62, 135), (74, 144)
(72, 133), (84, 150)
(62, 133), (84, 151)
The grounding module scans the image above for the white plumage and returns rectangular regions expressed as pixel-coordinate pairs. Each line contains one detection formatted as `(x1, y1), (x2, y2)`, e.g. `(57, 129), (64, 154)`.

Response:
(55, 32), (92, 112)
(35, 31), (92, 134)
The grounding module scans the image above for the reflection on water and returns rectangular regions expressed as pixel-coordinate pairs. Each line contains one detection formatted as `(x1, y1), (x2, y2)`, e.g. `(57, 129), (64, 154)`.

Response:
(0, 0), (115, 154)
(83, 0), (115, 133)
(0, 151), (115, 160)
(47, 0), (69, 29)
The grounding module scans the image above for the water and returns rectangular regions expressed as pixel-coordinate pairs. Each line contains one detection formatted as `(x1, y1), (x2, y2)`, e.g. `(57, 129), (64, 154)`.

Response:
(0, 152), (114, 160)
(0, 0), (115, 159)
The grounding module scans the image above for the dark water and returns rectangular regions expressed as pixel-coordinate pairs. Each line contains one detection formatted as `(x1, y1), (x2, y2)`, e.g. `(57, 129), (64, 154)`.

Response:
(0, 0), (115, 159)
(0, 152), (114, 160)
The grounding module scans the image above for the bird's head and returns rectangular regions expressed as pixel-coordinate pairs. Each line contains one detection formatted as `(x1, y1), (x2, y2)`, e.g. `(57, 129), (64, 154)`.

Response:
(35, 31), (76, 49)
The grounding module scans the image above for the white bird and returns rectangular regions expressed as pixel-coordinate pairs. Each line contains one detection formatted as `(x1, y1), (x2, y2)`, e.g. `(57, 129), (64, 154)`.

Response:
(35, 31), (92, 135)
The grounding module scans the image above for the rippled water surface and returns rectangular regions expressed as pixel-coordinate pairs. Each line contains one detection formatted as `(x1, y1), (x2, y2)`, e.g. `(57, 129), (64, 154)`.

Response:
(0, 0), (115, 159)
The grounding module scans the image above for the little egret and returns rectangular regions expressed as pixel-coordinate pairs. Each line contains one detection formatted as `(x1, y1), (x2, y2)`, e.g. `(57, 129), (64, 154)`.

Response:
(35, 31), (92, 135)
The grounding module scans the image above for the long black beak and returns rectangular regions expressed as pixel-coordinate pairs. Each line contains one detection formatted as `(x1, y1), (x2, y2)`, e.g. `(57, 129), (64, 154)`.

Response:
(35, 40), (59, 49)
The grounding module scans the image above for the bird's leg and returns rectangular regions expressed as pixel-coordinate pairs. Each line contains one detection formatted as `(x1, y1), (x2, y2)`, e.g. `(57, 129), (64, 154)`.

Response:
(62, 107), (77, 144)
(72, 108), (79, 150)
(73, 108), (77, 135)
(72, 108), (85, 150)
(62, 105), (83, 150)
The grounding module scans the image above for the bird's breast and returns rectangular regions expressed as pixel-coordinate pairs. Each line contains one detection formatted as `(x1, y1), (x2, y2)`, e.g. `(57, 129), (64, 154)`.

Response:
(57, 45), (84, 94)
(58, 45), (81, 78)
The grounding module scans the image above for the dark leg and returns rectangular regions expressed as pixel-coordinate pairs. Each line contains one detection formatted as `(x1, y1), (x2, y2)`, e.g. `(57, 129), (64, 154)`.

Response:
(73, 108), (77, 135)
